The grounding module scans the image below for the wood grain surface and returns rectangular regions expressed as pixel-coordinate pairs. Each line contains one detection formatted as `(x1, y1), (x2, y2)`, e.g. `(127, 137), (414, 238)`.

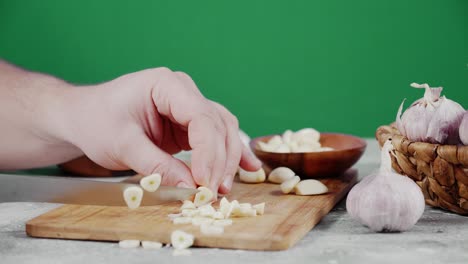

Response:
(26, 170), (357, 251)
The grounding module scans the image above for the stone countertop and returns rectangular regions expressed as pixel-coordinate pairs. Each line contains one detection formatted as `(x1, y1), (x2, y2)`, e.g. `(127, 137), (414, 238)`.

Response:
(1, 140), (467, 264)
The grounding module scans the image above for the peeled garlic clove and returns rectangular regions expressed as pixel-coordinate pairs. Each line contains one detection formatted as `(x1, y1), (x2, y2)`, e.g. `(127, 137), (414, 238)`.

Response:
(268, 167), (295, 184)
(272, 143), (290, 153)
(280, 176), (301, 194)
(268, 135), (283, 148)
(119, 240), (140, 248)
(141, 241), (163, 249)
(293, 128), (320, 142)
(253, 203), (265, 215)
(346, 140), (425, 232)
(294, 180), (328, 195)
(171, 230), (194, 250)
(194, 186), (213, 207)
(239, 168), (266, 183)
(139, 173), (162, 192)
(282, 130), (293, 144)
(257, 141), (275, 152)
(200, 223), (224, 236)
(123, 186), (143, 209)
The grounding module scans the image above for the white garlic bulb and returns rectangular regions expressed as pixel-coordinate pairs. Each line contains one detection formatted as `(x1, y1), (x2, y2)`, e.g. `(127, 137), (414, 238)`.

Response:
(346, 140), (425, 232)
(396, 83), (465, 145)
(460, 111), (468, 145)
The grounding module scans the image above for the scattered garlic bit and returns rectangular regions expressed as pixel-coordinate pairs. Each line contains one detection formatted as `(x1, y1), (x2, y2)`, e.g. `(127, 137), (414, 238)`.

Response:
(180, 200), (196, 210)
(239, 168), (266, 183)
(141, 241), (163, 249)
(294, 180), (328, 195)
(213, 219), (233, 227)
(200, 223), (224, 236)
(139, 173), (162, 192)
(194, 186), (214, 207)
(191, 217), (214, 226)
(253, 203), (265, 215)
(171, 230), (194, 250)
(181, 209), (199, 217)
(173, 217), (193, 225)
(119, 240), (140, 248)
(123, 186), (144, 209)
(268, 167), (295, 184)
(172, 249), (192, 256)
(280, 176), (301, 194)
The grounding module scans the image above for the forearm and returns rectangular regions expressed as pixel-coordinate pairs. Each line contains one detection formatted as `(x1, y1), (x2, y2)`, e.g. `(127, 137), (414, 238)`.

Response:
(0, 60), (82, 170)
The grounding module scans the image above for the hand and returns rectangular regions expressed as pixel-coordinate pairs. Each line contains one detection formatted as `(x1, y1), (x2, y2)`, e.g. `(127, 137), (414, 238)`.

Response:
(62, 67), (262, 195)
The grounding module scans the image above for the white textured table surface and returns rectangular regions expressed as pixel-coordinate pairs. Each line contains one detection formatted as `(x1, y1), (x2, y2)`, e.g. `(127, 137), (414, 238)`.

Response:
(1, 140), (467, 264)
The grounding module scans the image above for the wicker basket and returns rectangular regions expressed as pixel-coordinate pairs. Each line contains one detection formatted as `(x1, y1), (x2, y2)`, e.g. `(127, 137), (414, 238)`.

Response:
(376, 124), (468, 215)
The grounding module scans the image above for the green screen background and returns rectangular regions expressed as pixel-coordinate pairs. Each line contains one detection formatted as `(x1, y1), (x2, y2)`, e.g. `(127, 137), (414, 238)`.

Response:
(1, 0), (467, 138)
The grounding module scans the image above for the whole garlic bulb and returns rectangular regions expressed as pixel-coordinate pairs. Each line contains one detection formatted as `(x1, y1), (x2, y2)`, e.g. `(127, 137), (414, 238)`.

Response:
(459, 111), (468, 145)
(346, 140), (425, 232)
(396, 83), (465, 145)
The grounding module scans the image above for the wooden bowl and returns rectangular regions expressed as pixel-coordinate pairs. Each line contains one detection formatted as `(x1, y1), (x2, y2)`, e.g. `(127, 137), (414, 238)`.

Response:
(250, 133), (367, 178)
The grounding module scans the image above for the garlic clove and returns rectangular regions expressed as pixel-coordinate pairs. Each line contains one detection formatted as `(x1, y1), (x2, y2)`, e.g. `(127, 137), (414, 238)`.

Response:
(239, 168), (266, 183)
(294, 180), (328, 195)
(252, 203), (265, 215)
(219, 197), (230, 208)
(282, 130), (293, 144)
(123, 186), (144, 209)
(292, 128), (320, 143)
(171, 230), (194, 250)
(119, 240), (140, 248)
(194, 186), (214, 207)
(280, 176), (301, 194)
(271, 143), (290, 153)
(139, 173), (162, 192)
(180, 200), (196, 210)
(257, 141), (276, 152)
(141, 241), (163, 249)
(268, 135), (283, 148)
(268, 167), (295, 184)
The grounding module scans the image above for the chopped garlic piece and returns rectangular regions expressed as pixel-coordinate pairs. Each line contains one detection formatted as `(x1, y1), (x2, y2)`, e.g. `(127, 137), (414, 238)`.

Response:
(180, 200), (196, 210)
(219, 197), (230, 208)
(253, 203), (265, 215)
(171, 230), (194, 250)
(194, 186), (214, 207)
(172, 249), (192, 256)
(141, 241), (163, 249)
(212, 211), (224, 220)
(280, 176), (301, 194)
(123, 186), (143, 209)
(198, 204), (216, 217)
(213, 219), (233, 227)
(200, 224), (224, 236)
(119, 240), (140, 248)
(181, 209), (199, 217)
(173, 217), (193, 225)
(191, 217), (214, 226)
(139, 173), (162, 192)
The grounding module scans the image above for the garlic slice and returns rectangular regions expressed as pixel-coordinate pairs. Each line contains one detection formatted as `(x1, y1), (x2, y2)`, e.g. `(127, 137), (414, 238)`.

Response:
(171, 230), (194, 250)
(212, 211), (224, 220)
(139, 173), (162, 192)
(180, 200), (196, 210)
(198, 204), (216, 217)
(253, 203), (265, 215)
(181, 209), (198, 217)
(200, 223), (224, 236)
(141, 241), (163, 249)
(239, 168), (266, 183)
(280, 176), (301, 194)
(268, 167), (295, 184)
(173, 217), (193, 225)
(213, 219), (233, 227)
(123, 186), (144, 209)
(119, 240), (140, 248)
(294, 180), (328, 195)
(194, 186), (214, 207)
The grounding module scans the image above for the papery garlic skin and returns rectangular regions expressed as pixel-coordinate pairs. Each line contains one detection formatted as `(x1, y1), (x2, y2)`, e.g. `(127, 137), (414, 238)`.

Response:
(396, 83), (465, 144)
(460, 112), (468, 145)
(346, 141), (425, 232)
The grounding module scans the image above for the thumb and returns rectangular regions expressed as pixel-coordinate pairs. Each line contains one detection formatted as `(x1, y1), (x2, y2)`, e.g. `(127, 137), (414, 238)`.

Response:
(121, 135), (196, 188)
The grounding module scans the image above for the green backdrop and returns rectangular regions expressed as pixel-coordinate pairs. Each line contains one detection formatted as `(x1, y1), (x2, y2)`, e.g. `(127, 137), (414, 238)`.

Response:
(1, 0), (467, 138)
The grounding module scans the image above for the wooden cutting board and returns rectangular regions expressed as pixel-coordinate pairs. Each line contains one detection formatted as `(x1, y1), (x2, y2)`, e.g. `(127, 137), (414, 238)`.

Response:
(26, 170), (357, 251)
